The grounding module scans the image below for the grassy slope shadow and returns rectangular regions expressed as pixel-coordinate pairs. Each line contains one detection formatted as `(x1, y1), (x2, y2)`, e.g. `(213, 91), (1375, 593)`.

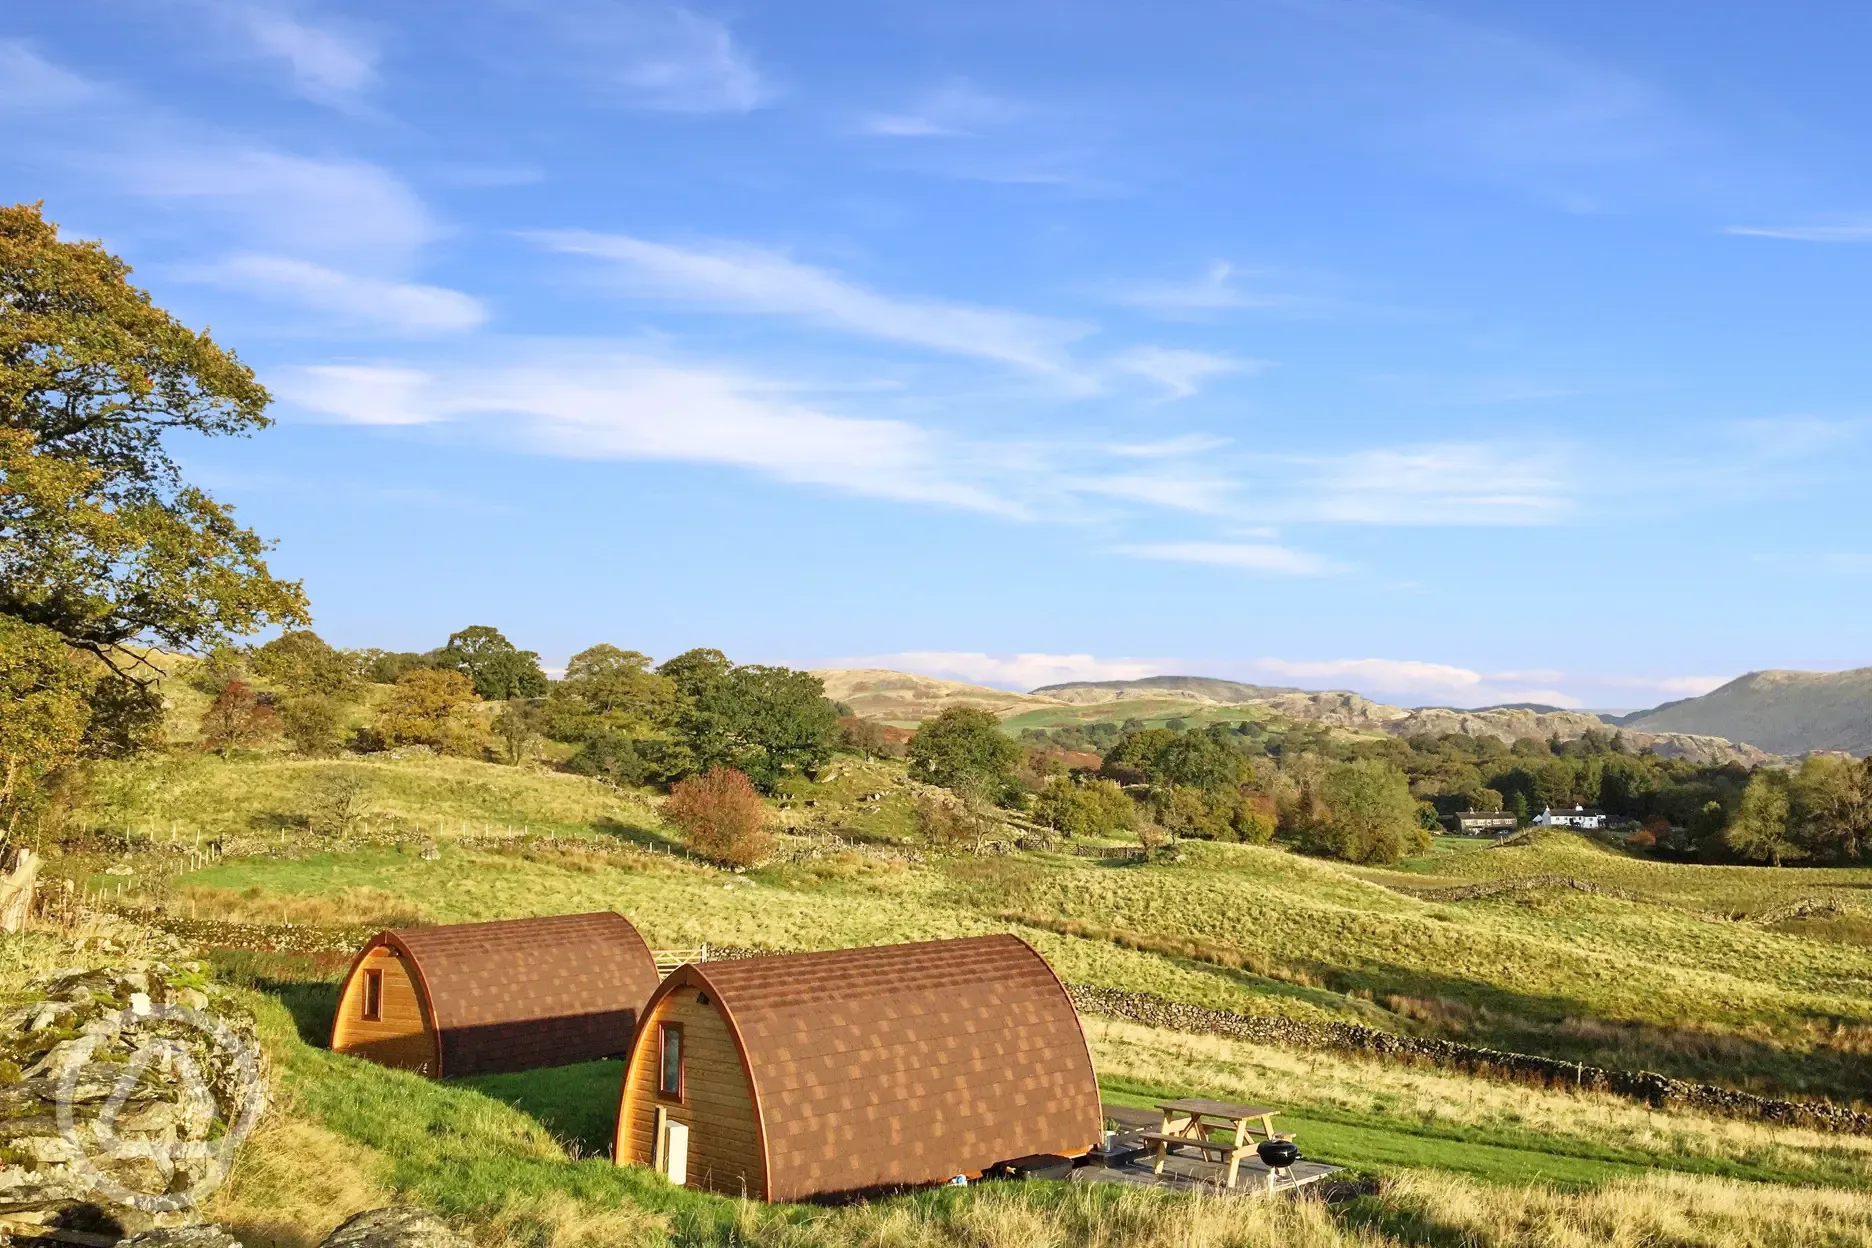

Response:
(457, 1061), (624, 1160)
(215, 951), (627, 1163)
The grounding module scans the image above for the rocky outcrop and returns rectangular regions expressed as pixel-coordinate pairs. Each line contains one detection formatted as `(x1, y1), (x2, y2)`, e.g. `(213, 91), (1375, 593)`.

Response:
(0, 965), (267, 1232)
(126, 1228), (246, 1248)
(318, 1206), (473, 1248)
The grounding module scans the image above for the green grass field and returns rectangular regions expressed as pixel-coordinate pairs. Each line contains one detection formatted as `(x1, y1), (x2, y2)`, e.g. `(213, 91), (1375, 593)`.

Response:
(29, 743), (1872, 1244)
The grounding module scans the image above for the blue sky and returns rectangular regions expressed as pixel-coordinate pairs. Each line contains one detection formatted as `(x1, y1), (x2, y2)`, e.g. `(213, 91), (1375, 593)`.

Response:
(6, 1), (1872, 709)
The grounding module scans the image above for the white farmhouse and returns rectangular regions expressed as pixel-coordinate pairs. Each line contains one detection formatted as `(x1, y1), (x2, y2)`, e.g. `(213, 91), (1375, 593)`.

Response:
(1533, 803), (1607, 830)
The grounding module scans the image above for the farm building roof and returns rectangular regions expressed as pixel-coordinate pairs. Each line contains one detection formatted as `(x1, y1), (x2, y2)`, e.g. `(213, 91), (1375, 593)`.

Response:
(645, 933), (1101, 1200)
(374, 911), (659, 1077)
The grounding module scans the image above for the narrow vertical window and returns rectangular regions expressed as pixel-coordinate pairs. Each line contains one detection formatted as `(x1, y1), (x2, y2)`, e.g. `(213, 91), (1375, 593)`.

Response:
(657, 1022), (684, 1100)
(362, 969), (383, 1021)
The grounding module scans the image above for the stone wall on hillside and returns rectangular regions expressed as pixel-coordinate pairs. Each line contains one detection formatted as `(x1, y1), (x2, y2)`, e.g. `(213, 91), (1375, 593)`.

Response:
(1069, 984), (1872, 1135)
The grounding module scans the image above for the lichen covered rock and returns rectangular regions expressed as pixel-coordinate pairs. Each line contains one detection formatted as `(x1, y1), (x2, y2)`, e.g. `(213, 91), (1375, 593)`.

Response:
(319, 1206), (474, 1248)
(0, 964), (268, 1229)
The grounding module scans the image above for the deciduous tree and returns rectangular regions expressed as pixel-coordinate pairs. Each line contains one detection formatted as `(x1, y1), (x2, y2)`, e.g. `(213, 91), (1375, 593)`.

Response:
(435, 625), (547, 701)
(909, 706), (1022, 797)
(1300, 759), (1427, 864)
(664, 766), (771, 866)
(657, 649), (840, 790)
(199, 679), (277, 758)
(1726, 771), (1799, 867)
(0, 204), (308, 690)
(375, 668), (479, 752)
(0, 616), (90, 837)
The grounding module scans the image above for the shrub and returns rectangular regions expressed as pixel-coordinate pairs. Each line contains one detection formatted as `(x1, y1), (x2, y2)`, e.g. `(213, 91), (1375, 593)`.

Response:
(1151, 784), (1230, 839)
(308, 770), (372, 841)
(1032, 776), (1136, 838)
(199, 680), (278, 757)
(1229, 792), (1277, 844)
(565, 732), (649, 785)
(1299, 758), (1429, 864)
(664, 767), (771, 866)
(375, 668), (481, 754)
(914, 792), (1003, 853)
(278, 694), (343, 757)
(839, 716), (907, 759)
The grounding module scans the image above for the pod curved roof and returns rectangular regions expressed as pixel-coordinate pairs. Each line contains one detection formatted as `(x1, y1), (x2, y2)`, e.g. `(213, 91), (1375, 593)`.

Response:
(369, 911), (658, 1077)
(647, 934), (1101, 1200)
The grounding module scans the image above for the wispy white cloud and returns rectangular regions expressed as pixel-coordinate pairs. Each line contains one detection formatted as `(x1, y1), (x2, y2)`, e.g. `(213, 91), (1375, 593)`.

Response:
(1726, 222), (1872, 243)
(1244, 657), (1579, 707)
(275, 354), (1020, 513)
(1117, 541), (1344, 576)
(196, 2), (378, 105)
(276, 365), (439, 426)
(1275, 442), (1570, 525)
(0, 42), (446, 307)
(535, 231), (1096, 383)
(824, 651), (1165, 691)
(858, 81), (1020, 139)
(1077, 473), (1241, 515)
(1115, 262), (1288, 316)
(530, 2), (769, 113)
(1106, 434), (1232, 459)
(187, 255), (485, 333)
(1110, 346), (1259, 399)
(123, 146), (433, 264)
(0, 40), (100, 110)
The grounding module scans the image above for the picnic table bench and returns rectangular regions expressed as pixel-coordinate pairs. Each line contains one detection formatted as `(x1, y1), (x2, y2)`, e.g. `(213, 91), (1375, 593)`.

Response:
(1144, 1097), (1287, 1188)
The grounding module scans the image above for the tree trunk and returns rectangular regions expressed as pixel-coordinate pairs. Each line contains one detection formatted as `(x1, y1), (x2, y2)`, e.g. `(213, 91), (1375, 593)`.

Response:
(0, 844), (39, 932)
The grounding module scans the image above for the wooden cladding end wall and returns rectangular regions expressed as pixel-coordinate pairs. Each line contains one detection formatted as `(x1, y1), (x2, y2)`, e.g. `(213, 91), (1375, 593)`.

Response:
(331, 945), (439, 1075)
(618, 988), (765, 1198)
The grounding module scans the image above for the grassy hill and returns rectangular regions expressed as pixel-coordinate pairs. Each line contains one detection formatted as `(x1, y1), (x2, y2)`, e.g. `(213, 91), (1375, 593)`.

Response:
(1618, 668), (1872, 756)
(1032, 675), (1304, 704)
(21, 740), (1872, 1244)
(62, 747), (1872, 1098)
(812, 668), (1067, 724)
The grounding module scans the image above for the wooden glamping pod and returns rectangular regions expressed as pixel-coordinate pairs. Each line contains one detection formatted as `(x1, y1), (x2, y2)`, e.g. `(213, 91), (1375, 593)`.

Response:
(614, 934), (1101, 1201)
(331, 912), (659, 1078)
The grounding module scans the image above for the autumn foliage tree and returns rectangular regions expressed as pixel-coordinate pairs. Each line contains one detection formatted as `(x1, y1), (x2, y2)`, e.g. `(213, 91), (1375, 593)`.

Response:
(375, 668), (480, 753)
(199, 680), (277, 758)
(0, 616), (90, 837)
(663, 766), (771, 866)
(1, 204), (308, 693)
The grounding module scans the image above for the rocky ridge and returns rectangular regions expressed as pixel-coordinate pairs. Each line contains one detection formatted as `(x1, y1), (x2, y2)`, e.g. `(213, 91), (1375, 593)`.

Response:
(821, 669), (1774, 764)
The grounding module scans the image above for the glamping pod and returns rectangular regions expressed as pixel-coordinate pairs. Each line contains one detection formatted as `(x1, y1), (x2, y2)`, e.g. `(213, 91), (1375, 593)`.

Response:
(614, 934), (1101, 1201)
(331, 912), (659, 1078)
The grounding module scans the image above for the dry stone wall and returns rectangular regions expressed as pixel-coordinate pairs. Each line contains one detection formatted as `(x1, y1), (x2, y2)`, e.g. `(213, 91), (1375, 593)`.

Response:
(1068, 984), (1872, 1135)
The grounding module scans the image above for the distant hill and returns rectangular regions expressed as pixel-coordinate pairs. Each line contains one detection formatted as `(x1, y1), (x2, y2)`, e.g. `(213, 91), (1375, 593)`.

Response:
(812, 669), (1067, 723)
(1615, 669), (1872, 756)
(817, 668), (1771, 764)
(1031, 675), (1304, 705)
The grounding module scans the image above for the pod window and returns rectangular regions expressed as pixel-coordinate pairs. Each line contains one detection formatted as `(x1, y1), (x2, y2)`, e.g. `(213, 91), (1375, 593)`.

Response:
(657, 1022), (684, 1101)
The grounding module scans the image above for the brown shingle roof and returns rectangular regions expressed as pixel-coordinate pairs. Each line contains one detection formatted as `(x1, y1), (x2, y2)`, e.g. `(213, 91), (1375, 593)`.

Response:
(385, 912), (659, 1077)
(664, 934), (1101, 1201)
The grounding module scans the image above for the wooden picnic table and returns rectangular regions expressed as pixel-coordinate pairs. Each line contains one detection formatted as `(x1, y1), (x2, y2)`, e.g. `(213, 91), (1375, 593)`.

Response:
(1142, 1097), (1283, 1189)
